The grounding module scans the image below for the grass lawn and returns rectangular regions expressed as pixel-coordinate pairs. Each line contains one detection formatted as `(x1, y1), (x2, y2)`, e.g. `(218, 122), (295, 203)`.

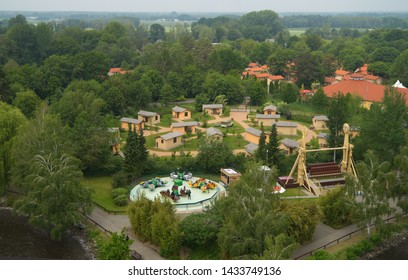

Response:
(81, 176), (128, 213)
(288, 28), (307, 36)
(280, 187), (308, 197)
(158, 113), (173, 127)
(172, 137), (201, 151)
(223, 135), (249, 149)
(145, 132), (169, 148)
(208, 121), (245, 134)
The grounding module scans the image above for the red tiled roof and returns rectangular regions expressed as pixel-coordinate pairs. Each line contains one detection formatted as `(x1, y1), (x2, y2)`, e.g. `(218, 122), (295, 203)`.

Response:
(323, 79), (408, 104)
(109, 67), (122, 73)
(364, 75), (380, 81)
(269, 75), (285, 81)
(325, 77), (337, 84)
(335, 69), (350, 76)
(248, 62), (258, 68)
(255, 73), (270, 79)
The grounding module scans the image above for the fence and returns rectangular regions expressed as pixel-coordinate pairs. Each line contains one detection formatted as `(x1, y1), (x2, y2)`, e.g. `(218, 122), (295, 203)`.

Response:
(293, 213), (408, 259)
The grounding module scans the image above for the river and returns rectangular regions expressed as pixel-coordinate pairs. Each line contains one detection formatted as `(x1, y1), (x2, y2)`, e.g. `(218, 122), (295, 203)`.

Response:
(0, 209), (92, 259)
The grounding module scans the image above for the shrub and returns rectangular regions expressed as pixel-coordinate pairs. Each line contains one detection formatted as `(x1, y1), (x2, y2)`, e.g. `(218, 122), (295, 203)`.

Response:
(112, 188), (129, 198)
(112, 188), (129, 206)
(113, 194), (128, 206)
(320, 187), (354, 228)
(180, 213), (223, 248)
(111, 171), (128, 189)
(308, 250), (335, 260)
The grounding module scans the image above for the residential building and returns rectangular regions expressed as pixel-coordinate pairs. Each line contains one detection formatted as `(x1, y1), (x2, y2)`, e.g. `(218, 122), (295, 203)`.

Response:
(172, 106), (191, 120)
(138, 110), (160, 124)
(203, 104), (223, 115)
(244, 127), (269, 144)
(155, 132), (183, 150)
(280, 138), (299, 155)
(263, 105), (277, 115)
(206, 127), (224, 142)
(171, 121), (200, 134)
(255, 114), (280, 127)
(276, 122), (298, 136)
(244, 142), (258, 156)
(120, 117), (144, 131)
(312, 115), (329, 130)
(323, 74), (408, 109)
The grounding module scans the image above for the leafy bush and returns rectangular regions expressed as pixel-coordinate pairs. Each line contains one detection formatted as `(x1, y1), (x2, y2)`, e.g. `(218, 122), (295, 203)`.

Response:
(112, 188), (129, 206)
(180, 213), (223, 248)
(320, 187), (354, 228)
(282, 201), (319, 244)
(113, 194), (128, 206)
(308, 250), (335, 260)
(111, 171), (128, 189)
(111, 187), (129, 198)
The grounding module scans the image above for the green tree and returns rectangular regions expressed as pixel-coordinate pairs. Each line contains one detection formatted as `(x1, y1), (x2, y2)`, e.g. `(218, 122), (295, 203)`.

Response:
(98, 230), (133, 260)
(149, 24), (165, 42)
(195, 141), (233, 173)
(15, 150), (91, 240)
(256, 233), (297, 260)
(12, 90), (40, 118)
(180, 212), (223, 248)
(216, 161), (291, 259)
(390, 49), (408, 85)
(255, 123), (267, 163)
(354, 89), (407, 163)
(311, 87), (329, 110)
(266, 124), (284, 171)
(11, 104), (73, 190)
(344, 150), (395, 238)
(320, 187), (354, 228)
(0, 102), (26, 195)
(128, 194), (153, 241)
(159, 83), (175, 106)
(394, 146), (408, 212)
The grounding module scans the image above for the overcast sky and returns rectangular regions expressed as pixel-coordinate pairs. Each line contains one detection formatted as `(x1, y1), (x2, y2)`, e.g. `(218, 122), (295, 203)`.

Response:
(0, 0), (406, 13)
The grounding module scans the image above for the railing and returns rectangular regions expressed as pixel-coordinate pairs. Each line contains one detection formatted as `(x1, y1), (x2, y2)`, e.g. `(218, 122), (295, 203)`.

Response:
(293, 213), (408, 259)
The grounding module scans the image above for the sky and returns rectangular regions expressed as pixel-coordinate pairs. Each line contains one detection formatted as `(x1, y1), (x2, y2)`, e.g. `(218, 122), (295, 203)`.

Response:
(0, 0), (407, 13)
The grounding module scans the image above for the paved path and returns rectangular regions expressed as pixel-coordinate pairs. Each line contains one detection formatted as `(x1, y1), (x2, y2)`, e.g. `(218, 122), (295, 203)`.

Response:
(88, 207), (164, 260)
(291, 222), (358, 259)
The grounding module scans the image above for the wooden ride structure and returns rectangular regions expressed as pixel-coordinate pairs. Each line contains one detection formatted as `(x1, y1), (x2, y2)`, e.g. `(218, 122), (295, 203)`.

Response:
(282, 123), (357, 196)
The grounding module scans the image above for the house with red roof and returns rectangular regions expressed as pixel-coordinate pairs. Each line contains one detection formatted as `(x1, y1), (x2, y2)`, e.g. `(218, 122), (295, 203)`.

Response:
(108, 67), (131, 76)
(323, 74), (408, 109)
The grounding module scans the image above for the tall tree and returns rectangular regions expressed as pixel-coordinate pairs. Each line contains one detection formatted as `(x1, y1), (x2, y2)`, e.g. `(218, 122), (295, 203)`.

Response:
(266, 124), (283, 171)
(124, 126), (139, 183)
(344, 150), (395, 238)
(0, 102), (26, 195)
(354, 89), (407, 163)
(15, 150), (91, 240)
(216, 161), (291, 259)
(255, 123), (267, 163)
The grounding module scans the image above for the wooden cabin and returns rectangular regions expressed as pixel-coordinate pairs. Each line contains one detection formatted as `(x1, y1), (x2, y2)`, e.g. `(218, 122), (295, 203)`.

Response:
(172, 106), (191, 120)
(120, 117), (144, 132)
(170, 121), (200, 134)
(202, 104), (223, 115)
(138, 110), (160, 125)
(155, 132), (183, 150)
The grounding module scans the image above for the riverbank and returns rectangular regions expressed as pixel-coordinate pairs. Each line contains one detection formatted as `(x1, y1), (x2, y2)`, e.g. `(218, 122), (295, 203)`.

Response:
(361, 229), (408, 260)
(0, 206), (96, 260)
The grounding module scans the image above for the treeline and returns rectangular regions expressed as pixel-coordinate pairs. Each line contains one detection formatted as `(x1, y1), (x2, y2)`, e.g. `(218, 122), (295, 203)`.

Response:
(282, 14), (408, 29)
